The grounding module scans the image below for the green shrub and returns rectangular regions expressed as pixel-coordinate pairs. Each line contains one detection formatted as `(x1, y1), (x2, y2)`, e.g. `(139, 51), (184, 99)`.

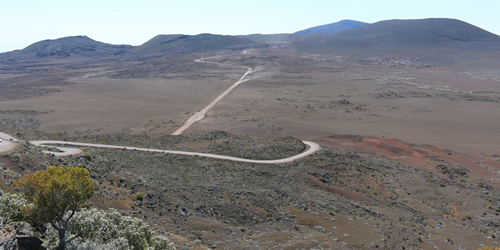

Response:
(14, 165), (95, 250)
(82, 153), (92, 161)
(136, 193), (144, 201)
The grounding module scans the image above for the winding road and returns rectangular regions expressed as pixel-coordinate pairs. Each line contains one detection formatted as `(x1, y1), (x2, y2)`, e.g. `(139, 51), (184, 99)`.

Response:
(28, 139), (319, 164)
(0, 133), (319, 164)
(0, 55), (321, 163)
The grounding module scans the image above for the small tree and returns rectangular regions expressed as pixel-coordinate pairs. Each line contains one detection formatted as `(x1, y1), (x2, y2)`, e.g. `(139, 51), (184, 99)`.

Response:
(14, 165), (94, 250)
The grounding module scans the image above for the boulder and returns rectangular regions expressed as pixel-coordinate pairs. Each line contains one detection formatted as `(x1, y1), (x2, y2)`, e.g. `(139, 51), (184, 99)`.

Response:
(0, 222), (44, 250)
(0, 224), (17, 250)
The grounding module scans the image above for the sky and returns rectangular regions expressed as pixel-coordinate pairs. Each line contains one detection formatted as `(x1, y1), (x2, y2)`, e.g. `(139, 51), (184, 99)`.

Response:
(1, 0), (499, 53)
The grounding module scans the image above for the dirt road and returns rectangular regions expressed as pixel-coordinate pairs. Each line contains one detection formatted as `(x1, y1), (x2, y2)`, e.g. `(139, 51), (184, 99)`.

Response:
(0, 132), (20, 153)
(29, 139), (319, 164)
(172, 57), (252, 135)
(1, 54), (323, 163)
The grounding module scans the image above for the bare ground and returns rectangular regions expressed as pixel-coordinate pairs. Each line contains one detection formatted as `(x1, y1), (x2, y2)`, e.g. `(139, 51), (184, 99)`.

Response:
(1, 49), (500, 249)
(188, 50), (500, 154)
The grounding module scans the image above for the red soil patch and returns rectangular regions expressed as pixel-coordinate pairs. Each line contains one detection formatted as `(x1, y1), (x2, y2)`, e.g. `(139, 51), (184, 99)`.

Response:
(315, 134), (500, 179)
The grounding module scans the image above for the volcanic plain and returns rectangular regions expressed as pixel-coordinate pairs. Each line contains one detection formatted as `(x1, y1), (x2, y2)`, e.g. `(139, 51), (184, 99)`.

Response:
(1, 18), (500, 250)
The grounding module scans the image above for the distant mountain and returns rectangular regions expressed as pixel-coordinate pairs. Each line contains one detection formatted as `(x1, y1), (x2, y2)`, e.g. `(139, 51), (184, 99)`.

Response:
(294, 20), (368, 34)
(290, 18), (500, 70)
(133, 34), (257, 55)
(338, 18), (498, 44)
(0, 36), (134, 63)
(293, 18), (500, 50)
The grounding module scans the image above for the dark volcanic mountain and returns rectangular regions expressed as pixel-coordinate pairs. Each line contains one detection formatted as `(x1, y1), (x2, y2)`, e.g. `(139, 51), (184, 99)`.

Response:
(0, 36), (134, 63)
(294, 18), (500, 50)
(290, 18), (500, 70)
(294, 19), (368, 34)
(338, 18), (497, 44)
(132, 34), (257, 55)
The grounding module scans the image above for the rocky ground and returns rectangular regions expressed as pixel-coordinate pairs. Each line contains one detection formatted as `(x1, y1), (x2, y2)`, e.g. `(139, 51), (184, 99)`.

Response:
(2, 123), (500, 249)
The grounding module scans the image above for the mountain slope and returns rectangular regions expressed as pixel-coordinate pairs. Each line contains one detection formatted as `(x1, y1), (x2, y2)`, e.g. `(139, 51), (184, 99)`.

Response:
(0, 36), (133, 63)
(293, 18), (500, 50)
(133, 34), (257, 55)
(294, 20), (368, 34)
(289, 18), (500, 70)
(334, 18), (499, 44)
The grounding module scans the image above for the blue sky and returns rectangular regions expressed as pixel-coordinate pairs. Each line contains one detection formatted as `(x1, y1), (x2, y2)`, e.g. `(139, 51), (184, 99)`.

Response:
(1, 0), (499, 52)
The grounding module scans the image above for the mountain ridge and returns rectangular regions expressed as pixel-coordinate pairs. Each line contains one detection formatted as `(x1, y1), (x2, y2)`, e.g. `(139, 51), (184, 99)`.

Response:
(288, 18), (500, 69)
(0, 35), (134, 62)
(2, 18), (500, 65)
(132, 33), (258, 55)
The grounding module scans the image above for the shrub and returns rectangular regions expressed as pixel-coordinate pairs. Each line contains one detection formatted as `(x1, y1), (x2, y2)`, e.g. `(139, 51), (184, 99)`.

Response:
(14, 165), (94, 250)
(11, 153), (21, 162)
(65, 239), (125, 250)
(136, 193), (144, 201)
(44, 208), (175, 250)
(82, 154), (92, 161)
(0, 190), (30, 222)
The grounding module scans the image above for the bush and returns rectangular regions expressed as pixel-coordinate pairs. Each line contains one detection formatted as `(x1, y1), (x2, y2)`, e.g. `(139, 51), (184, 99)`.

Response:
(0, 190), (30, 222)
(65, 239), (124, 250)
(44, 208), (175, 250)
(14, 165), (95, 250)
(11, 153), (21, 162)
(136, 193), (144, 201)
(82, 154), (92, 161)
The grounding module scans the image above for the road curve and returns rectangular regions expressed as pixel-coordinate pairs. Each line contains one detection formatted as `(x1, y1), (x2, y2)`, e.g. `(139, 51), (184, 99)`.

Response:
(0, 132), (20, 153)
(172, 57), (252, 135)
(0, 132), (21, 142)
(29, 139), (320, 164)
(0, 54), (321, 163)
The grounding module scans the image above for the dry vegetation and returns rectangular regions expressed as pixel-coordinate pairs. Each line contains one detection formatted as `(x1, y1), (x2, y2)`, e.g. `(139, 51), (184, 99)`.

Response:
(2, 130), (500, 249)
(2, 47), (500, 249)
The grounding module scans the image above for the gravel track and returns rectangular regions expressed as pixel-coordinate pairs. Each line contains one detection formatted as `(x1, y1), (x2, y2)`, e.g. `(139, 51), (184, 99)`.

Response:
(28, 139), (320, 164)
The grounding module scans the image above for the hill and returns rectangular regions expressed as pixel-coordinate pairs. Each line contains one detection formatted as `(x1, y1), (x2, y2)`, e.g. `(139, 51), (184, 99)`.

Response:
(293, 18), (500, 50)
(294, 19), (368, 34)
(132, 33), (258, 55)
(289, 18), (500, 70)
(0, 36), (133, 63)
